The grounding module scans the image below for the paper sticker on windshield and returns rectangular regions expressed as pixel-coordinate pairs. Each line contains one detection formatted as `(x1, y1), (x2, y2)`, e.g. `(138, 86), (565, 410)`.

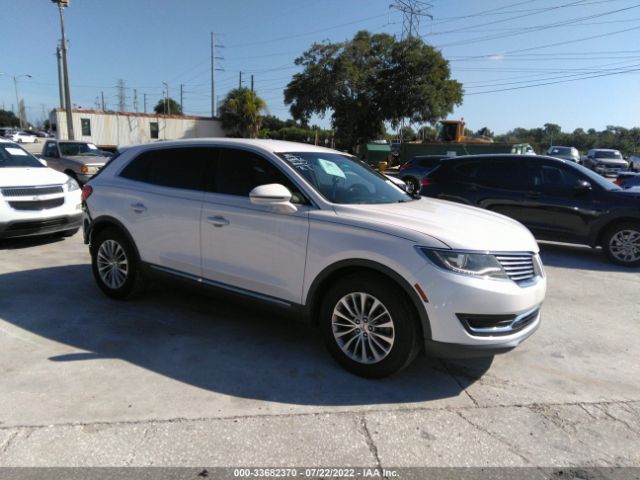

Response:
(88, 144), (98, 150)
(6, 147), (28, 156)
(318, 158), (345, 179)
(282, 153), (311, 170)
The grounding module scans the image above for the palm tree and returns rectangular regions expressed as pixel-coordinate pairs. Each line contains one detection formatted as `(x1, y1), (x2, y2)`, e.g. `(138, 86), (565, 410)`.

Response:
(219, 88), (266, 138)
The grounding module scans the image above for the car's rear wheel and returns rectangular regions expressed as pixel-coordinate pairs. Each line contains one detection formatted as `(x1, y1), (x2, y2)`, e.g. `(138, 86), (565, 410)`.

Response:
(319, 274), (420, 378)
(602, 222), (640, 267)
(402, 177), (419, 195)
(91, 228), (144, 299)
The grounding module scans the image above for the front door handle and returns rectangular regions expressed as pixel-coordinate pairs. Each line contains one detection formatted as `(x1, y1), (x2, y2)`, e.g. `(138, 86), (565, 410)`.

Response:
(130, 202), (147, 213)
(527, 191), (541, 199)
(207, 215), (230, 227)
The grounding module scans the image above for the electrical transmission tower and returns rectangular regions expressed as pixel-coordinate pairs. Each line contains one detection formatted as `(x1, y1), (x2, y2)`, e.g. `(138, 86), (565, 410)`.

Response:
(117, 79), (127, 112)
(390, 0), (433, 38)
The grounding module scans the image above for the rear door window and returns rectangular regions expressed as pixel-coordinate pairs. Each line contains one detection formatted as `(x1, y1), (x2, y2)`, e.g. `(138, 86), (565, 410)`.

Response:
(120, 147), (211, 191)
(474, 158), (526, 188)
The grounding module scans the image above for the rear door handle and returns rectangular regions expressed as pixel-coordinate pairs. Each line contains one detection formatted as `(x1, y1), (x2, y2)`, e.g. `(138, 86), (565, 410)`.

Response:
(130, 202), (147, 213)
(207, 215), (229, 227)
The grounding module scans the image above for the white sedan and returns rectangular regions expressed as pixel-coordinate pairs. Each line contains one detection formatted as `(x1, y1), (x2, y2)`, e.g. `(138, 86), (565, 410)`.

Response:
(10, 131), (38, 143)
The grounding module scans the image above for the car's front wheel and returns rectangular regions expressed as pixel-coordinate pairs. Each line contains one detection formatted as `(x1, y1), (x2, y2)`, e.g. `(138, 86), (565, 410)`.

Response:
(91, 228), (144, 299)
(602, 222), (640, 267)
(320, 274), (420, 378)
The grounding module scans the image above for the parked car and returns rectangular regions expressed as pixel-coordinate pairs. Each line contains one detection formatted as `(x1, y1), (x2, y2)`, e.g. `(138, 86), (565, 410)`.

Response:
(41, 140), (111, 185)
(615, 172), (640, 189)
(582, 149), (628, 176)
(420, 154), (640, 266)
(9, 131), (38, 143)
(397, 155), (448, 193)
(547, 146), (580, 163)
(629, 155), (640, 172)
(0, 127), (18, 138)
(82, 139), (546, 378)
(0, 139), (82, 239)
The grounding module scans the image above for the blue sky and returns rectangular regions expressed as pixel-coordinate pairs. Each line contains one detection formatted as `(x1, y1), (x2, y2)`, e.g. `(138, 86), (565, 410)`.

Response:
(1, 0), (638, 134)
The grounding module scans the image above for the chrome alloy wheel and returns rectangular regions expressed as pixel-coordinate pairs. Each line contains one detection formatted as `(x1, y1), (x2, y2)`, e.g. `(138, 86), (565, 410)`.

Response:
(609, 229), (640, 263)
(96, 239), (129, 289)
(331, 292), (395, 365)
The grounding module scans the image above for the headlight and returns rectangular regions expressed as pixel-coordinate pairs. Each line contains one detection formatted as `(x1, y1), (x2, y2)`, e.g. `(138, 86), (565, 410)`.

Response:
(419, 248), (508, 279)
(66, 177), (80, 192)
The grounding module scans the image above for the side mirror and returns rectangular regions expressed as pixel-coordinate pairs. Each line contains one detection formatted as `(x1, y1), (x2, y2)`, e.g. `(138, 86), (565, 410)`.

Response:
(249, 183), (297, 214)
(575, 179), (592, 194)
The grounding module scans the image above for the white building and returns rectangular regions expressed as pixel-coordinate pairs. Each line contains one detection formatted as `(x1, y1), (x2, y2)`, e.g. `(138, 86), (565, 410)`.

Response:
(49, 109), (225, 148)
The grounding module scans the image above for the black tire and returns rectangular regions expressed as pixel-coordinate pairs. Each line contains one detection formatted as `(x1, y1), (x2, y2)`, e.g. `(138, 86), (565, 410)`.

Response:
(319, 273), (421, 378)
(601, 222), (640, 267)
(91, 228), (145, 299)
(402, 177), (420, 195)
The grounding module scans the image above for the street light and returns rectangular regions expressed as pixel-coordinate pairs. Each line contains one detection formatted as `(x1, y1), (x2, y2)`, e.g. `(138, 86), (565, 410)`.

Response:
(13, 74), (32, 130)
(52, 0), (74, 140)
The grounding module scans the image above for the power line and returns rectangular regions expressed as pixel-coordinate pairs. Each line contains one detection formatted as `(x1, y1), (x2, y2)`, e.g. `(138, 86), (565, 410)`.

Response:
(466, 63), (640, 95)
(432, 3), (640, 49)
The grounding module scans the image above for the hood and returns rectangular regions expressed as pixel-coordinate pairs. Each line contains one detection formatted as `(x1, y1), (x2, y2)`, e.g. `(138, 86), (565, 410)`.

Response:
(334, 197), (539, 252)
(0, 167), (69, 187)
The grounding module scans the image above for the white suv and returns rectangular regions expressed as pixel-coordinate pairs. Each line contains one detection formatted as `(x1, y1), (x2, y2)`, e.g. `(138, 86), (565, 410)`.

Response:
(82, 139), (546, 377)
(0, 139), (82, 239)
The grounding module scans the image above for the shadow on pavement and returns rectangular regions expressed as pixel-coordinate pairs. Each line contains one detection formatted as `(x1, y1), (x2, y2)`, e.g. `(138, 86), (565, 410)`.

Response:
(0, 235), (66, 251)
(538, 241), (639, 273)
(0, 264), (492, 406)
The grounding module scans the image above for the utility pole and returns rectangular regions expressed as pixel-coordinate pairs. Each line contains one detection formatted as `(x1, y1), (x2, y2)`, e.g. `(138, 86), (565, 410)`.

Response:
(56, 45), (65, 109)
(162, 81), (169, 115)
(390, 0), (433, 38)
(239, 71), (243, 89)
(13, 74), (32, 130)
(250, 74), (254, 93)
(143, 93), (147, 113)
(101, 91), (105, 111)
(117, 79), (126, 112)
(210, 32), (224, 118)
(180, 84), (183, 113)
(52, 0), (74, 139)
(133, 89), (138, 112)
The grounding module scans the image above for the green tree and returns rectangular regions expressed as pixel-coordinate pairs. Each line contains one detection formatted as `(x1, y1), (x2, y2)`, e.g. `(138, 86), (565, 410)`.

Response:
(0, 109), (20, 127)
(153, 98), (183, 115)
(219, 88), (266, 138)
(284, 31), (463, 152)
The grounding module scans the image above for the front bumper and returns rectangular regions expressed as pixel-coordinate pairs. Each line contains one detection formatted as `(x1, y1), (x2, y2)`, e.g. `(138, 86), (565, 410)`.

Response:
(0, 213), (82, 239)
(411, 258), (546, 358)
(594, 165), (627, 176)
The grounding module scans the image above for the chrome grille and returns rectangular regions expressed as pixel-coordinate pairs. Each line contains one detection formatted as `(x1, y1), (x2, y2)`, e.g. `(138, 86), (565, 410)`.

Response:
(495, 254), (536, 283)
(1, 185), (64, 197)
(8, 198), (65, 210)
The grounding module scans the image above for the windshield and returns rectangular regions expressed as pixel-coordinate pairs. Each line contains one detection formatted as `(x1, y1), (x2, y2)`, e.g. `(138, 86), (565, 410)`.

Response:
(594, 150), (622, 160)
(0, 143), (45, 168)
(570, 161), (622, 191)
(549, 147), (574, 156)
(278, 152), (412, 204)
(59, 142), (101, 156)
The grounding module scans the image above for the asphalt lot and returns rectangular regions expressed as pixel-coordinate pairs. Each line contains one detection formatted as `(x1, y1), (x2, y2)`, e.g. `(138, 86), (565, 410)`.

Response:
(0, 232), (638, 467)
